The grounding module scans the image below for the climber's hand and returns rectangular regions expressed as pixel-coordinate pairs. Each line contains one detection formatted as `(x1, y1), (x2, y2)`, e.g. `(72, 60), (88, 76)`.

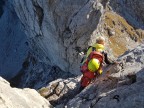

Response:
(95, 71), (101, 77)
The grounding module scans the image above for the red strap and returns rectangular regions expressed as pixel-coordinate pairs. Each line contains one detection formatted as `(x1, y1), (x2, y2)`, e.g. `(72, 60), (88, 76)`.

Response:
(88, 51), (103, 63)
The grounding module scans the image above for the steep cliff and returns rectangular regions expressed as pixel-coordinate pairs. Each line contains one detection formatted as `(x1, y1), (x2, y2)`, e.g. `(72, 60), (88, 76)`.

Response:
(11, 0), (104, 74)
(9, 0), (105, 88)
(0, 0), (28, 79)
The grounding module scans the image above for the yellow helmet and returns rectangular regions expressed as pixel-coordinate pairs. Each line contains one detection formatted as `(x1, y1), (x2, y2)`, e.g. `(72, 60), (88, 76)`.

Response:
(88, 58), (100, 72)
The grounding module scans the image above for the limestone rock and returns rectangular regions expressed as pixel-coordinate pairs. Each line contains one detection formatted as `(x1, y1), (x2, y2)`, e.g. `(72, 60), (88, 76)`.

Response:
(38, 76), (81, 106)
(0, 77), (52, 108)
(2, 0), (107, 88)
(10, 0), (104, 76)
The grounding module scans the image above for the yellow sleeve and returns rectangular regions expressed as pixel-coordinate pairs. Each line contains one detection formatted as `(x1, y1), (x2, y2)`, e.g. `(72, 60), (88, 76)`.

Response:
(86, 47), (92, 57)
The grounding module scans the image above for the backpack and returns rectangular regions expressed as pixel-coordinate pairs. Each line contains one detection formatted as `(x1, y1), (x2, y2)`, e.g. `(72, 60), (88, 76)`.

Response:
(80, 47), (104, 73)
(80, 46), (93, 64)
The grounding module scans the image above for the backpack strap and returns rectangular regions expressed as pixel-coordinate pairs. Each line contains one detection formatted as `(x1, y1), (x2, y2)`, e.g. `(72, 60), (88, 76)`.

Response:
(92, 47), (96, 51)
(88, 51), (104, 64)
(87, 47), (96, 61)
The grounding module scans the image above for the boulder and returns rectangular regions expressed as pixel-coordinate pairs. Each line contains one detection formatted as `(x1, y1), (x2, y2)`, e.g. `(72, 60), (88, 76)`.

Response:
(0, 77), (52, 108)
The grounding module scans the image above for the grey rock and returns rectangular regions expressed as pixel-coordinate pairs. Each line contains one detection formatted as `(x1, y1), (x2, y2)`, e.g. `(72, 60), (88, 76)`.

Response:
(0, 0), (107, 88)
(0, 77), (52, 108)
(10, 0), (104, 77)
(0, 0), (28, 79)
(109, 0), (144, 29)
(107, 27), (115, 36)
(38, 76), (81, 106)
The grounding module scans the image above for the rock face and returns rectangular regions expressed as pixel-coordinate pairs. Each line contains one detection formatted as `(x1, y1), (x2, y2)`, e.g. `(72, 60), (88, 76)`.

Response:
(0, 0), (5, 17)
(0, 77), (52, 108)
(11, 0), (103, 75)
(109, 0), (144, 29)
(6, 0), (105, 88)
(0, 1), (28, 79)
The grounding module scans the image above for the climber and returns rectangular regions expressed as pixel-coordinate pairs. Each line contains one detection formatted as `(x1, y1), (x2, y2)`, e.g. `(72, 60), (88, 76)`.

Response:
(80, 36), (116, 90)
